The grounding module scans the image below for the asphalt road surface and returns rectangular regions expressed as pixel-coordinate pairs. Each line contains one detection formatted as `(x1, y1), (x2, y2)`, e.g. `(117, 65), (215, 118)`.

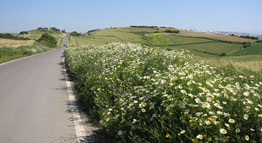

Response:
(0, 36), (78, 143)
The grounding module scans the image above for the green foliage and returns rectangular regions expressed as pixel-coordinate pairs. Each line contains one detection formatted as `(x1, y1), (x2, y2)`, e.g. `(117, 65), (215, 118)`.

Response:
(130, 25), (158, 29)
(0, 44), (50, 63)
(38, 33), (57, 48)
(37, 27), (48, 31)
(19, 31), (29, 35)
(164, 29), (180, 33)
(240, 35), (258, 40)
(70, 31), (81, 36)
(65, 43), (262, 142)
(49, 27), (60, 32)
(242, 42), (251, 48)
(87, 29), (100, 35)
(0, 33), (30, 40)
(219, 52), (226, 57)
(146, 33), (170, 48)
(231, 43), (262, 56)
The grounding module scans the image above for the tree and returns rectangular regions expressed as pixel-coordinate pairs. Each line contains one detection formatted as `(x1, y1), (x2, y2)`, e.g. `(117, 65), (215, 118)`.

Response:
(19, 31), (28, 35)
(70, 31), (81, 36)
(242, 42), (251, 48)
(49, 27), (60, 32)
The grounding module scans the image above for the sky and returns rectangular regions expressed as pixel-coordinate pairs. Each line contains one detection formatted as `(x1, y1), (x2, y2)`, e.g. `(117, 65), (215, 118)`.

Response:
(0, 0), (261, 34)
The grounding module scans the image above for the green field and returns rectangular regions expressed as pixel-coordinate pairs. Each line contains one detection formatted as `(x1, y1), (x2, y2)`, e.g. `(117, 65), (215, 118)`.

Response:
(69, 27), (250, 57)
(69, 27), (262, 71)
(230, 42), (262, 56)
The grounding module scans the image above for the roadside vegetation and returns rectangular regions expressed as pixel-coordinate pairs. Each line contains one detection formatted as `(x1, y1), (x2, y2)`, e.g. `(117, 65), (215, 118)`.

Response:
(65, 26), (262, 142)
(0, 27), (63, 63)
(65, 43), (262, 142)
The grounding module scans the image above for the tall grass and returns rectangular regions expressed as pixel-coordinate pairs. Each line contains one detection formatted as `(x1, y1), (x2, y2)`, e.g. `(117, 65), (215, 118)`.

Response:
(0, 44), (51, 63)
(0, 38), (35, 48)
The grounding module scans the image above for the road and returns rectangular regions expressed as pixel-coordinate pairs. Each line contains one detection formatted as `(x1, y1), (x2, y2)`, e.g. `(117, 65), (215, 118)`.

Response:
(0, 36), (78, 143)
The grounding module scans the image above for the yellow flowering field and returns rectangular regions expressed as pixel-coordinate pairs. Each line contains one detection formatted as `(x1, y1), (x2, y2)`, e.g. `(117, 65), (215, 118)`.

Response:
(65, 43), (262, 142)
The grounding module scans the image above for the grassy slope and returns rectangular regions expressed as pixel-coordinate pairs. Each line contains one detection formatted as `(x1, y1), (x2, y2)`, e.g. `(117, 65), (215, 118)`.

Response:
(230, 42), (262, 56)
(18, 29), (63, 40)
(177, 30), (256, 43)
(69, 27), (261, 71)
(18, 29), (64, 47)
(70, 27), (244, 57)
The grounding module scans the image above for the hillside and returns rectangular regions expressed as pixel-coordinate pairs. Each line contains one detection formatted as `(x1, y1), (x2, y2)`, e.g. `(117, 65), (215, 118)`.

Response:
(69, 26), (262, 70)
(70, 27), (259, 57)
(18, 28), (64, 46)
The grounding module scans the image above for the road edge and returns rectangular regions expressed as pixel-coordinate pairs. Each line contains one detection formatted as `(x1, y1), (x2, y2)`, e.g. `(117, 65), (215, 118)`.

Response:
(62, 58), (88, 143)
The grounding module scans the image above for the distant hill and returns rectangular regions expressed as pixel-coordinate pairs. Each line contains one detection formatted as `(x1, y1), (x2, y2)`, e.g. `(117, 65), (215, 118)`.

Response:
(69, 26), (260, 58)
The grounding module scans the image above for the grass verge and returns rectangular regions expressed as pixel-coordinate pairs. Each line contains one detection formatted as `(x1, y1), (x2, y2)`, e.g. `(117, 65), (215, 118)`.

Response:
(0, 44), (51, 63)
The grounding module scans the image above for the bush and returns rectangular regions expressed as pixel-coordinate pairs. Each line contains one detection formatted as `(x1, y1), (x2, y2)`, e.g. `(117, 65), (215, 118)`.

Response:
(130, 25), (158, 29)
(164, 30), (180, 33)
(19, 31), (28, 35)
(243, 42), (251, 48)
(240, 36), (258, 40)
(70, 31), (81, 36)
(65, 43), (262, 142)
(0, 33), (16, 39)
(87, 29), (100, 35)
(37, 27), (48, 31)
(38, 33), (57, 48)
(49, 27), (60, 32)
(219, 52), (226, 57)
(0, 33), (30, 40)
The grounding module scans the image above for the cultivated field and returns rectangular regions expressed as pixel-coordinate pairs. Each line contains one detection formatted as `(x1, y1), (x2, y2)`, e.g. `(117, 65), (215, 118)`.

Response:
(69, 27), (262, 71)
(177, 30), (256, 43)
(200, 55), (262, 72)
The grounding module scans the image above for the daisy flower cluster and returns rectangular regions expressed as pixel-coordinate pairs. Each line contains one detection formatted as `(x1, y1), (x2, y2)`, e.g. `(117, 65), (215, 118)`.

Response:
(65, 43), (262, 142)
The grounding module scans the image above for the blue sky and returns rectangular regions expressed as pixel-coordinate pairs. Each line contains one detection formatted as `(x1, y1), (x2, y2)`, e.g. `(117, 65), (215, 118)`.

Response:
(0, 0), (261, 34)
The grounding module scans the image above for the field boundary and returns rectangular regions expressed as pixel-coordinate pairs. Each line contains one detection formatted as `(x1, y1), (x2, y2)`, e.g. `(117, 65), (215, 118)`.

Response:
(176, 34), (247, 44)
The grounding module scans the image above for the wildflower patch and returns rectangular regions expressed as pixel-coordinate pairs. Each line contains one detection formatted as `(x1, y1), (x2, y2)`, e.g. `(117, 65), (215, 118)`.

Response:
(65, 43), (262, 142)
